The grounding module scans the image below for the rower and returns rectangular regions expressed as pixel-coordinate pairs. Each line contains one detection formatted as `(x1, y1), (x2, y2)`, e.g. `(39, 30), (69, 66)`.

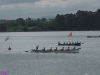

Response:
(72, 42), (74, 44)
(77, 41), (78, 44)
(43, 47), (45, 51)
(67, 47), (70, 50)
(61, 47), (64, 51)
(47, 47), (52, 51)
(36, 45), (39, 50)
(63, 42), (65, 45)
(66, 42), (68, 45)
(75, 42), (76, 44)
(54, 47), (57, 51)
(58, 41), (60, 45)
(50, 47), (52, 51)
(69, 42), (71, 45)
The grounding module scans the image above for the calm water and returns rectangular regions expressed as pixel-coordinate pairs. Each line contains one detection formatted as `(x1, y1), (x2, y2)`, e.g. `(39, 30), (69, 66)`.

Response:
(0, 31), (100, 75)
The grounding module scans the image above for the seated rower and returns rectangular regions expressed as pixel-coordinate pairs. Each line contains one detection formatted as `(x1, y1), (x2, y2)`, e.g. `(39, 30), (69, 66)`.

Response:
(54, 47), (57, 51)
(42, 47), (45, 51)
(77, 41), (78, 44)
(67, 47), (70, 50)
(72, 42), (74, 44)
(63, 42), (65, 45)
(50, 47), (52, 51)
(58, 41), (60, 45)
(69, 42), (71, 45)
(66, 42), (68, 45)
(60, 47), (64, 51)
(47, 47), (52, 51)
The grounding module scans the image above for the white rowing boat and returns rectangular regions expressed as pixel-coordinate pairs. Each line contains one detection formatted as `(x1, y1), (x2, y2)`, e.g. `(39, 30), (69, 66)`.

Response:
(31, 49), (79, 53)
(25, 48), (80, 53)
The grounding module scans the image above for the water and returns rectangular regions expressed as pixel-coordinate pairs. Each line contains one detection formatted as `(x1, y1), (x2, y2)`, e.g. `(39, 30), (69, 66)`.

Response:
(0, 31), (100, 75)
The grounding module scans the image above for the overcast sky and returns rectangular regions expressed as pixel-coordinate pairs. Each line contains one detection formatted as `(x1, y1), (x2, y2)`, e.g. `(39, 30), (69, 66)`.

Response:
(0, 0), (100, 19)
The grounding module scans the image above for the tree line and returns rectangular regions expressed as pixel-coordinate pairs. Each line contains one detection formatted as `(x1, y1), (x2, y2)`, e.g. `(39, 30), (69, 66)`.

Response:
(0, 9), (100, 32)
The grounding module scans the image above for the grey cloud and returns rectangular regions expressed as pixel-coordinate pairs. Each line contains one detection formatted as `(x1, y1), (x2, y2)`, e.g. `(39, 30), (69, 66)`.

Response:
(0, 0), (100, 19)
(0, 0), (40, 5)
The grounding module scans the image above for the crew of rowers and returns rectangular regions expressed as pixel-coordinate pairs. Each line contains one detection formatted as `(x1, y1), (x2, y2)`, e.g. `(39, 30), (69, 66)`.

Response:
(41, 46), (76, 51)
(58, 41), (79, 45)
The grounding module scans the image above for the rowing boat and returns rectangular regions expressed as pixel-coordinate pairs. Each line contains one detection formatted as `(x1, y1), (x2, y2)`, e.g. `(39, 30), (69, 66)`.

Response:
(87, 35), (100, 38)
(58, 43), (81, 46)
(28, 48), (80, 53)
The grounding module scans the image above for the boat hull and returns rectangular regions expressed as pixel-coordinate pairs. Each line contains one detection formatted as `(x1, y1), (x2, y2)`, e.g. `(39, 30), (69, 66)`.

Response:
(87, 36), (100, 38)
(30, 49), (79, 53)
(58, 42), (81, 46)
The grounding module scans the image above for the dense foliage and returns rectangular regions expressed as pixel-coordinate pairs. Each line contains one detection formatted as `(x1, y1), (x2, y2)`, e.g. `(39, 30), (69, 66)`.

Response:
(0, 9), (100, 32)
